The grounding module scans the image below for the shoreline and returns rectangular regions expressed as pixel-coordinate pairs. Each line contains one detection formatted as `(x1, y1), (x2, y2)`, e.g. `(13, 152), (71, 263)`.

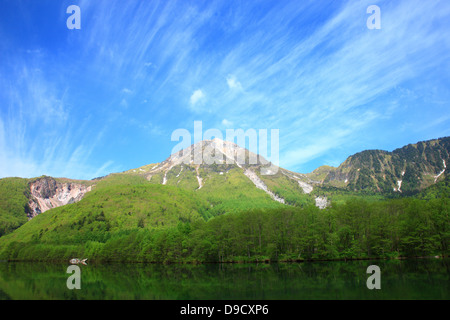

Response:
(2, 255), (446, 265)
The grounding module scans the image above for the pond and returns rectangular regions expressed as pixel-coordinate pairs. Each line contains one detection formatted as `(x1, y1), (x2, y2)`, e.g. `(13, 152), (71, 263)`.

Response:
(0, 258), (448, 300)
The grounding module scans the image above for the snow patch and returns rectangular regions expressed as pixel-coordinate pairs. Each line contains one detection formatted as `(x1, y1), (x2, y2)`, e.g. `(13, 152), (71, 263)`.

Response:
(196, 176), (203, 189)
(162, 166), (173, 185)
(244, 169), (285, 204)
(195, 166), (203, 189)
(282, 171), (313, 193)
(397, 180), (402, 193)
(176, 166), (183, 178)
(298, 181), (313, 194)
(434, 160), (446, 183)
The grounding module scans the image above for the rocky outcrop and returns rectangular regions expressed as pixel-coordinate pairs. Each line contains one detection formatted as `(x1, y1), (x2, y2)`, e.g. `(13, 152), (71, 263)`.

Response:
(27, 177), (92, 219)
(315, 196), (329, 209)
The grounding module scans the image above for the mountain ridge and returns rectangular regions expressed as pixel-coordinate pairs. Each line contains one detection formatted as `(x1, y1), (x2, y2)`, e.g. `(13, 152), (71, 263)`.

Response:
(318, 136), (449, 193)
(0, 136), (448, 263)
(0, 136), (448, 238)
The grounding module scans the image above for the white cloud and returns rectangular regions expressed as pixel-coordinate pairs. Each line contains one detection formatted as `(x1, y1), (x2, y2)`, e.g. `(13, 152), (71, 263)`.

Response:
(226, 75), (242, 91)
(222, 119), (233, 126)
(0, 110), (116, 179)
(3, 0), (449, 178)
(190, 89), (205, 106)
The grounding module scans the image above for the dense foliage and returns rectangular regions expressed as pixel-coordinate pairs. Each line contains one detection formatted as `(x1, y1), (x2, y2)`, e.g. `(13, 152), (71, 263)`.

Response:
(0, 195), (447, 263)
(0, 137), (448, 263)
(0, 178), (30, 237)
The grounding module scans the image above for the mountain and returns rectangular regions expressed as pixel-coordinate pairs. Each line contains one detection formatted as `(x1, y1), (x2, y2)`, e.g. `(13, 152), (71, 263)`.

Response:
(122, 138), (314, 209)
(118, 137), (449, 208)
(0, 176), (94, 237)
(0, 137), (448, 262)
(0, 136), (448, 239)
(314, 137), (449, 193)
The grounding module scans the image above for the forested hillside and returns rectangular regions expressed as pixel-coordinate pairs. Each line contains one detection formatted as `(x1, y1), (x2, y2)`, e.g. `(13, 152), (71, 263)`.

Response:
(0, 196), (447, 263)
(0, 178), (31, 237)
(0, 137), (448, 262)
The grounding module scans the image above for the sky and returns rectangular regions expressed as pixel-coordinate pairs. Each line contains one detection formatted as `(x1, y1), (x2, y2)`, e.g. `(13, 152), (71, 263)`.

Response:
(0, 0), (449, 180)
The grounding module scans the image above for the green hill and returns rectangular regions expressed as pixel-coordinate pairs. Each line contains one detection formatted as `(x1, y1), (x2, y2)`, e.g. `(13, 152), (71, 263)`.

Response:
(0, 178), (31, 237)
(0, 137), (448, 262)
(0, 169), (288, 262)
(0, 180), (210, 261)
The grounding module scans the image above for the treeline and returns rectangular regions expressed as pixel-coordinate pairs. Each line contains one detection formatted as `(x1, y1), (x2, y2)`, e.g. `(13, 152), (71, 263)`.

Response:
(1, 197), (448, 263)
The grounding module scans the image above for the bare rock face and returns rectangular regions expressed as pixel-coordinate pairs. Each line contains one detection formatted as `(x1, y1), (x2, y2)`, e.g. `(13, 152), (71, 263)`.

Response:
(27, 177), (92, 219)
(315, 196), (329, 210)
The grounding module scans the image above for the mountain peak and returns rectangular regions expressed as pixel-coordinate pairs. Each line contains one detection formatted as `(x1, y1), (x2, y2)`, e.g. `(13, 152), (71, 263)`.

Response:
(167, 138), (271, 169)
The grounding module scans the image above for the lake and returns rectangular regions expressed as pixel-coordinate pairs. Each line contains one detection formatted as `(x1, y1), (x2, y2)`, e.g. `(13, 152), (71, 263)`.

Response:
(0, 258), (448, 300)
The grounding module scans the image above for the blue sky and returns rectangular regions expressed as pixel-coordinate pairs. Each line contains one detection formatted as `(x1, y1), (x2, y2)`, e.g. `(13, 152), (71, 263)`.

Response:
(1, 0), (449, 180)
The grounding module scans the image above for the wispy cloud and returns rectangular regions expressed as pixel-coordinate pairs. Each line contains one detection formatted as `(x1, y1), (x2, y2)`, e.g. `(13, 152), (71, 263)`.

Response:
(222, 119), (233, 127)
(1, 0), (449, 178)
(168, 0), (450, 171)
(0, 58), (117, 179)
(226, 75), (243, 91)
(189, 89), (205, 107)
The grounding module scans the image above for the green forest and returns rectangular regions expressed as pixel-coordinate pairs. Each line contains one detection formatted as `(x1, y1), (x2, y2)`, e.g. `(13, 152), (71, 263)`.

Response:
(0, 178), (31, 237)
(0, 158), (448, 263)
(0, 194), (448, 263)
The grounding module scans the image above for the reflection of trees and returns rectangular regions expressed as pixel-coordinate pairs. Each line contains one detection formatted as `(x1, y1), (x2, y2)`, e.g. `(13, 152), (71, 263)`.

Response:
(0, 259), (448, 300)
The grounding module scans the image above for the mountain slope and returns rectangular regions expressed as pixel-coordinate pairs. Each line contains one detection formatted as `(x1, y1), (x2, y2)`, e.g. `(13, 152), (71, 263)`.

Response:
(0, 136), (449, 241)
(0, 178), (30, 237)
(318, 137), (449, 193)
(121, 139), (320, 211)
(122, 137), (450, 208)
(0, 181), (211, 261)
(0, 137), (449, 262)
(0, 176), (94, 237)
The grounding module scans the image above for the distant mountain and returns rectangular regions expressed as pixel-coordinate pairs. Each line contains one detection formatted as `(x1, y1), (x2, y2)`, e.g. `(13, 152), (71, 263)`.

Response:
(0, 137), (449, 263)
(0, 137), (448, 239)
(314, 137), (449, 193)
(121, 137), (449, 205)
(122, 138), (316, 208)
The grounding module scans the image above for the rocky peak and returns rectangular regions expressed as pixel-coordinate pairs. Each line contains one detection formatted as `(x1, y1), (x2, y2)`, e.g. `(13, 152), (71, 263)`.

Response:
(168, 138), (270, 168)
(27, 177), (92, 219)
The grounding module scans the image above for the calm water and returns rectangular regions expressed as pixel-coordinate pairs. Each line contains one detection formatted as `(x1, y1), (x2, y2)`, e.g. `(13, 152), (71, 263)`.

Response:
(0, 259), (448, 300)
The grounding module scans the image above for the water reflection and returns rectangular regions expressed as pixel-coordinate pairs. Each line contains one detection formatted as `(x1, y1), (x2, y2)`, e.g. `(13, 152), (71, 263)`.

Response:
(0, 259), (448, 300)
